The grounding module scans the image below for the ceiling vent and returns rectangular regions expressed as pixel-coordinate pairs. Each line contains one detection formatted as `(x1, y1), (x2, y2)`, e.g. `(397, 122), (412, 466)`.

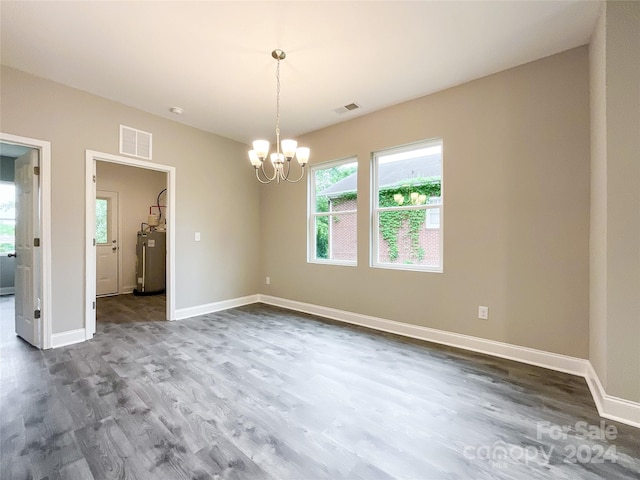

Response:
(119, 125), (152, 160)
(333, 102), (361, 115)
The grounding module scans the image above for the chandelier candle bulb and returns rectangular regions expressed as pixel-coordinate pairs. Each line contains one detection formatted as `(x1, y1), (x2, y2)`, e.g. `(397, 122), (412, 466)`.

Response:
(249, 150), (261, 167)
(253, 140), (270, 161)
(295, 147), (310, 165)
(281, 139), (298, 159)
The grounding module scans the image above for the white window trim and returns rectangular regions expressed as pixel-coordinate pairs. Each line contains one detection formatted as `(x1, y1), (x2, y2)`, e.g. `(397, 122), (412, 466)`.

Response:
(371, 139), (443, 273)
(308, 157), (358, 266)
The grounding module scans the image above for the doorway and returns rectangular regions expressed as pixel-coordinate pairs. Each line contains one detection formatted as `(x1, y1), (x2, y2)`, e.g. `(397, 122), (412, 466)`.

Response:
(85, 150), (176, 339)
(0, 133), (52, 349)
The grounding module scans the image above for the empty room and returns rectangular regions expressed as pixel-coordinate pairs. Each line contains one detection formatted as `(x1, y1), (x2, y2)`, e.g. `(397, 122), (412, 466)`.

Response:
(0, 1), (638, 479)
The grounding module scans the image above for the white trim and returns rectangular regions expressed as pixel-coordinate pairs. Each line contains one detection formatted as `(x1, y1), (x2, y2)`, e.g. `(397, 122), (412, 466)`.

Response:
(0, 133), (52, 349)
(0, 287), (16, 295)
(257, 294), (640, 428)
(586, 363), (640, 428)
(85, 150), (177, 341)
(51, 328), (86, 348)
(175, 294), (259, 320)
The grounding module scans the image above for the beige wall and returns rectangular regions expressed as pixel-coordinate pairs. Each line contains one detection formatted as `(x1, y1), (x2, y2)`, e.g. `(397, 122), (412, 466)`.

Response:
(96, 162), (167, 293)
(260, 47), (591, 358)
(0, 66), (261, 333)
(589, 2), (608, 389)
(590, 1), (640, 403)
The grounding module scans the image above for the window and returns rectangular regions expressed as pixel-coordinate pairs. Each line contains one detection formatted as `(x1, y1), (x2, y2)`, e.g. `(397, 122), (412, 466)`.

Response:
(95, 198), (109, 244)
(0, 183), (15, 254)
(372, 139), (443, 272)
(308, 158), (358, 265)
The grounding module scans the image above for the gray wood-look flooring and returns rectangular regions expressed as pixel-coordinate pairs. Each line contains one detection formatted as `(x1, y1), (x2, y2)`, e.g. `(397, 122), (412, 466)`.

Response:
(1, 294), (639, 480)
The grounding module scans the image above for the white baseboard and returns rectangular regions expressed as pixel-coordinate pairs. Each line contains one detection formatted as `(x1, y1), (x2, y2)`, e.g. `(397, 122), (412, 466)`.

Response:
(586, 363), (640, 428)
(258, 294), (640, 429)
(51, 328), (86, 348)
(0, 287), (15, 295)
(258, 295), (588, 376)
(175, 294), (259, 320)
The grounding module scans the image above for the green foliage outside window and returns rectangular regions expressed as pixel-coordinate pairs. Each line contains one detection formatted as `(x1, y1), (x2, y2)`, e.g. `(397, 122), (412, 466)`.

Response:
(378, 177), (441, 263)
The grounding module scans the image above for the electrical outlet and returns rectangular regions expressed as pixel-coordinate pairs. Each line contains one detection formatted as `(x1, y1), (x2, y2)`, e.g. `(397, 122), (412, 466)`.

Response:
(266, 276), (271, 285)
(478, 306), (489, 320)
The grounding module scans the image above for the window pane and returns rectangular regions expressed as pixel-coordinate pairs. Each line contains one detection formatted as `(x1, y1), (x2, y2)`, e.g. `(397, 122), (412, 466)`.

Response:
(313, 162), (357, 213)
(314, 213), (357, 262)
(0, 219), (15, 253)
(378, 211), (441, 267)
(96, 198), (108, 244)
(377, 145), (441, 207)
(315, 216), (329, 259)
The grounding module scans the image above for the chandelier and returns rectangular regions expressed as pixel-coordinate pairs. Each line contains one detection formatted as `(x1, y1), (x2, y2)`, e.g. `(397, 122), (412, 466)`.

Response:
(248, 49), (310, 183)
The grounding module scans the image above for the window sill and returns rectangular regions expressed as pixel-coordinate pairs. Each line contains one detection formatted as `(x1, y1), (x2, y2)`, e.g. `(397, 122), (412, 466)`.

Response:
(371, 262), (442, 273)
(307, 259), (357, 267)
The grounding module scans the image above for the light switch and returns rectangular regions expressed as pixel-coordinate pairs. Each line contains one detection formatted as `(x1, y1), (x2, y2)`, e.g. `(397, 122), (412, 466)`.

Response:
(195, 232), (201, 241)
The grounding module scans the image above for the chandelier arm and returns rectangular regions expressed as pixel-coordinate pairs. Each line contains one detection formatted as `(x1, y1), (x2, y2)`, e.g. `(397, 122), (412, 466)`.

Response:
(260, 161), (278, 182)
(254, 168), (272, 184)
(283, 165), (306, 183)
(281, 159), (293, 181)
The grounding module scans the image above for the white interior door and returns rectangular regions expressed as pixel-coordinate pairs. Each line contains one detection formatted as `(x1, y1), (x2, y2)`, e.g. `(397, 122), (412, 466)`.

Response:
(14, 149), (40, 347)
(96, 191), (119, 296)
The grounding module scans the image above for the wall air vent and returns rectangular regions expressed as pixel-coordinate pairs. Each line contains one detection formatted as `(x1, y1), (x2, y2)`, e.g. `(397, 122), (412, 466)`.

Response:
(119, 125), (152, 160)
(333, 102), (362, 115)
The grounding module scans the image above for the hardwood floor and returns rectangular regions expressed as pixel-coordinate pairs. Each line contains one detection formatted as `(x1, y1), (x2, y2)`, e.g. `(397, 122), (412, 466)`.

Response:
(97, 293), (166, 324)
(1, 296), (639, 479)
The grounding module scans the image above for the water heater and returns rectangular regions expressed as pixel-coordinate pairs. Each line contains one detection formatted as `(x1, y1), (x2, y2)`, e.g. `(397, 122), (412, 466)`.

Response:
(133, 230), (166, 295)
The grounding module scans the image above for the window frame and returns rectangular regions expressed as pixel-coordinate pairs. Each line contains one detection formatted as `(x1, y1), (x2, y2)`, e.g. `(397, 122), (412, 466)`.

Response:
(371, 138), (444, 273)
(307, 156), (358, 266)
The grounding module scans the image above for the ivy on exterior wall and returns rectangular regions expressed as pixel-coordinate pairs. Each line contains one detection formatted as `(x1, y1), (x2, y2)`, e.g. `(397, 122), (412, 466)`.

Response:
(378, 178), (441, 262)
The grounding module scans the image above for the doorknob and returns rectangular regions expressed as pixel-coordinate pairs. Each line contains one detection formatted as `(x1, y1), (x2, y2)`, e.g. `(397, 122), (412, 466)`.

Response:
(112, 246), (117, 252)
(8, 253), (17, 258)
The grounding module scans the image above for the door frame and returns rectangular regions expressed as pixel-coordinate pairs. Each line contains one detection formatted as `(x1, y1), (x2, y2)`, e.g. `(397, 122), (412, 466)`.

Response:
(85, 150), (176, 339)
(95, 190), (120, 297)
(0, 132), (52, 349)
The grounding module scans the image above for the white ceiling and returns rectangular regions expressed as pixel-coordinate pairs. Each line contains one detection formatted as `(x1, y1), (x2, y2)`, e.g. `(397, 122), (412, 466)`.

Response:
(0, 1), (601, 145)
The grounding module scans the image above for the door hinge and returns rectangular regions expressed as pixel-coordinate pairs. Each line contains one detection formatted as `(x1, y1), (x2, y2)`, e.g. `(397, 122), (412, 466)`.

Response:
(34, 166), (40, 176)
(92, 301), (96, 310)
(93, 175), (96, 183)
(93, 238), (96, 246)
(34, 238), (40, 247)
(34, 309), (41, 319)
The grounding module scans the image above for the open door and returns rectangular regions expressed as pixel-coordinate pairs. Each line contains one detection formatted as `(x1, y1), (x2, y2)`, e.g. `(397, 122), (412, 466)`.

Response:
(14, 149), (41, 347)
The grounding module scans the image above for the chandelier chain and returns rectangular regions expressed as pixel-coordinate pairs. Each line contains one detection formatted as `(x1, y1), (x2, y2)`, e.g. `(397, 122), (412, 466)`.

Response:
(275, 56), (281, 152)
